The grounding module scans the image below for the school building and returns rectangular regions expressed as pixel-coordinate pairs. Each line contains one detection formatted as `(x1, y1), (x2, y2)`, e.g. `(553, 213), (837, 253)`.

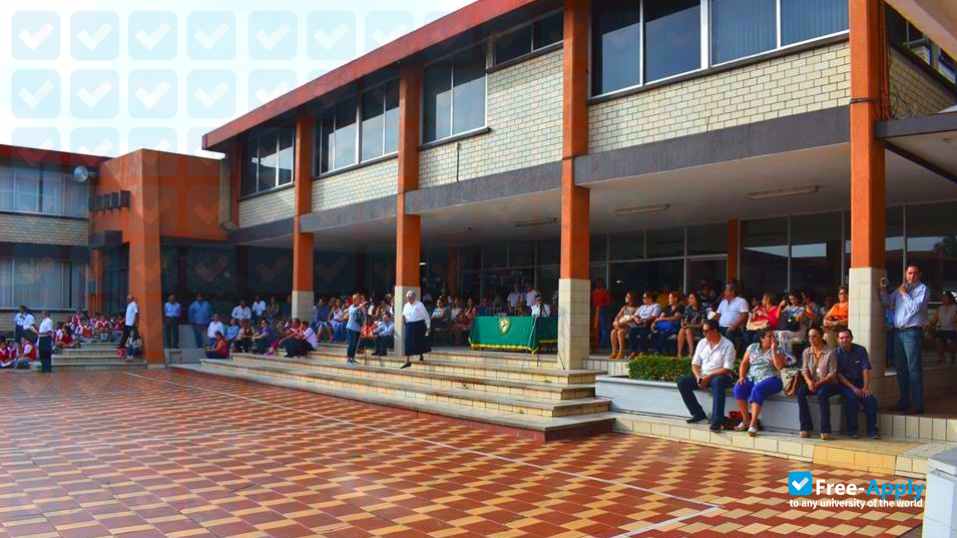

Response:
(3, 0), (957, 399)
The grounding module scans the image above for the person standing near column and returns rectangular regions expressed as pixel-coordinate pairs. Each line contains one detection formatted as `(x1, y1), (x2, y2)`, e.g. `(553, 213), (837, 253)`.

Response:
(188, 293), (211, 348)
(163, 294), (181, 349)
(13, 306), (34, 356)
(400, 291), (430, 369)
(119, 295), (138, 351)
(37, 310), (54, 373)
(880, 264), (930, 414)
(345, 293), (366, 365)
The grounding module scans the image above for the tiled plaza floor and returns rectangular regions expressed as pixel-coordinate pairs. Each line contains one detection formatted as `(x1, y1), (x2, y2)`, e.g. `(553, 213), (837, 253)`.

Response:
(0, 370), (924, 537)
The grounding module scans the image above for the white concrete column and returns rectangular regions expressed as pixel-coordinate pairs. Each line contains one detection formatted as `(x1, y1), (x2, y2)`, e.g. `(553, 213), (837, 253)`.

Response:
(849, 266), (890, 400)
(394, 285), (419, 357)
(558, 278), (589, 371)
(290, 290), (313, 322)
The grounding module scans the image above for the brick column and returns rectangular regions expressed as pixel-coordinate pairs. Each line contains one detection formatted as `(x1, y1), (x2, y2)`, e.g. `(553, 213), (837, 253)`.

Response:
(291, 113), (315, 320)
(557, 0), (590, 371)
(395, 64), (423, 356)
(128, 151), (164, 366)
(848, 0), (889, 397)
(88, 248), (104, 314)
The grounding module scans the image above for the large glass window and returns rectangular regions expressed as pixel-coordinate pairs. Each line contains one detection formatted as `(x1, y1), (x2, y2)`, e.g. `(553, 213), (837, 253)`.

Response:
(0, 165), (87, 217)
(41, 169), (64, 215)
(905, 202), (957, 296)
(423, 45), (487, 143)
(14, 166), (40, 213)
(0, 257), (83, 309)
(646, 227), (684, 258)
(493, 12), (563, 66)
(242, 127), (296, 195)
(790, 212), (842, 301)
(687, 223), (727, 255)
(781, 0), (848, 46)
(359, 80), (400, 162)
(591, 2), (640, 95)
(742, 217), (788, 294)
(334, 97), (357, 169)
(711, 0), (776, 64)
(0, 166), (12, 212)
(644, 0), (701, 82)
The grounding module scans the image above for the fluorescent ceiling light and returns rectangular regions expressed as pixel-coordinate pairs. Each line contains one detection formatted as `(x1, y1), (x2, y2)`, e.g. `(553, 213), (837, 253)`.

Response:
(615, 204), (670, 215)
(514, 218), (557, 228)
(746, 185), (819, 200)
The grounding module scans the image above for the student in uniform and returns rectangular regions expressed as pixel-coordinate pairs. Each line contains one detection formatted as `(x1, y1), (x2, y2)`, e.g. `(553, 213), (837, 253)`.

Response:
(37, 311), (55, 373)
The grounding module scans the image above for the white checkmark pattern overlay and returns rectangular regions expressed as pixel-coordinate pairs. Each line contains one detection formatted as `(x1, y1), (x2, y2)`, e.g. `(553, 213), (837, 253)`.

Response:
(791, 476), (810, 491)
(3, 1), (470, 156)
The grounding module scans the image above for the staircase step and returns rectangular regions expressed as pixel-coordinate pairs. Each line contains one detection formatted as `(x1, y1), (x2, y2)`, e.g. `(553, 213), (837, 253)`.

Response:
(35, 358), (147, 371)
(309, 343), (563, 369)
(230, 354), (595, 401)
(173, 363), (615, 441)
(198, 359), (609, 418)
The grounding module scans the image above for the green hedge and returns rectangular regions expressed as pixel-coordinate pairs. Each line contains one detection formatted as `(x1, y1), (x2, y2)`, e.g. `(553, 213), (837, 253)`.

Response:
(627, 355), (692, 382)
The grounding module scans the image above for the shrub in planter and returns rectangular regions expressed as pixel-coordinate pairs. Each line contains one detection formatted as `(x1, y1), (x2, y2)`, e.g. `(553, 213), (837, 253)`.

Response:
(627, 355), (692, 382)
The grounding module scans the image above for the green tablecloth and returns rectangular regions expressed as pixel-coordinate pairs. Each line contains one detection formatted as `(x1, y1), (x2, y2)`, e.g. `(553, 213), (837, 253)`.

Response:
(468, 316), (558, 353)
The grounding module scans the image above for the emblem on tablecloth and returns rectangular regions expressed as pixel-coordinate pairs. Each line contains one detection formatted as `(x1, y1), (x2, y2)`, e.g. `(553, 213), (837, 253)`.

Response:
(498, 317), (511, 335)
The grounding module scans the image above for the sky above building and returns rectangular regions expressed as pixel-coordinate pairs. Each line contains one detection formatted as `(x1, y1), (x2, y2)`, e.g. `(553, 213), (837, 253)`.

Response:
(1, 0), (472, 159)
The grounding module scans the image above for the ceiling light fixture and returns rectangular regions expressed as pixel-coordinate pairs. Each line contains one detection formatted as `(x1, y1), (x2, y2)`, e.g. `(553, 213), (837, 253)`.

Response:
(514, 217), (558, 228)
(614, 204), (670, 215)
(746, 185), (820, 200)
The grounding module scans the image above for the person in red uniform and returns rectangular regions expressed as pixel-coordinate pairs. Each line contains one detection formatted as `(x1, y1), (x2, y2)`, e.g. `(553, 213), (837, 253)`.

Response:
(592, 279), (612, 350)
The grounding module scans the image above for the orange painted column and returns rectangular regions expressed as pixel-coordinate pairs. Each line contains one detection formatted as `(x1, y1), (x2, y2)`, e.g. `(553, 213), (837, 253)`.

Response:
(557, 0), (590, 370)
(291, 113), (315, 320)
(726, 219), (740, 283)
(88, 248), (104, 314)
(128, 151), (164, 366)
(848, 0), (889, 386)
(395, 63), (423, 356)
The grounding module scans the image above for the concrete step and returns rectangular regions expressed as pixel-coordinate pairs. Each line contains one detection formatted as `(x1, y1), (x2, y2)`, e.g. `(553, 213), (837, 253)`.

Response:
(35, 358), (147, 370)
(173, 363), (615, 441)
(304, 349), (598, 385)
(198, 359), (610, 418)
(610, 411), (954, 479)
(230, 354), (596, 401)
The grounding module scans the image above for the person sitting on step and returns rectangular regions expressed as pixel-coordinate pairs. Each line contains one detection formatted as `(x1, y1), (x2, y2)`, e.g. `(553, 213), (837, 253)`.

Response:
(732, 329), (786, 436)
(797, 327), (839, 440)
(205, 331), (229, 359)
(676, 319), (735, 433)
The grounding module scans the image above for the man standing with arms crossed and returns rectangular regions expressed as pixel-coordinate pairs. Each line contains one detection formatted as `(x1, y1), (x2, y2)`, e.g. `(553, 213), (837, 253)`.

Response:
(164, 294), (181, 349)
(880, 265), (929, 414)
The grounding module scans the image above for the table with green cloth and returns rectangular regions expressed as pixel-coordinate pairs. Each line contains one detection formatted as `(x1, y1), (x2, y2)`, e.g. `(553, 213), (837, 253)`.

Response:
(468, 316), (558, 353)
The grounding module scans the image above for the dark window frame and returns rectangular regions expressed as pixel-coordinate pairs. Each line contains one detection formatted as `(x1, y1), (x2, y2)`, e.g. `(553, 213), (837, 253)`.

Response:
(240, 126), (297, 198)
(492, 10), (564, 66)
(422, 43), (489, 145)
(315, 78), (400, 177)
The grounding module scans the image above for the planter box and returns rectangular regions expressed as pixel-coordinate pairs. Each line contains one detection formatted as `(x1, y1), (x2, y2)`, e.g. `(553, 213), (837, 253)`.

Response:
(596, 375), (845, 433)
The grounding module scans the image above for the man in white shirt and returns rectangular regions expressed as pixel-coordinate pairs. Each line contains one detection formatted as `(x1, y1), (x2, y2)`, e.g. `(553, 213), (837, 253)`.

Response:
(676, 320), (735, 432)
(716, 283), (749, 353)
(251, 296), (267, 320)
(629, 292), (663, 357)
(507, 284), (522, 311)
(164, 294), (182, 349)
(525, 283), (539, 314)
(119, 295), (138, 350)
(530, 294), (551, 318)
(13, 306), (34, 355)
(231, 301), (252, 322)
(37, 311), (55, 373)
(207, 314), (225, 347)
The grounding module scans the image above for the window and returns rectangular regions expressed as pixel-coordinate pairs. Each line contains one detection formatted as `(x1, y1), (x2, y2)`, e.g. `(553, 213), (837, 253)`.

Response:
(493, 11), (563, 65)
(14, 166), (40, 213)
(0, 257), (84, 310)
(711, 0), (775, 64)
(591, 2), (640, 95)
(939, 53), (956, 84)
(334, 97), (357, 169)
(646, 227), (684, 258)
(41, 169), (64, 215)
(423, 45), (487, 143)
(790, 212), (842, 300)
(0, 165), (87, 217)
(0, 166), (13, 212)
(742, 217), (788, 294)
(242, 127), (296, 195)
(781, 0), (848, 46)
(644, 0), (701, 82)
(360, 80), (399, 162)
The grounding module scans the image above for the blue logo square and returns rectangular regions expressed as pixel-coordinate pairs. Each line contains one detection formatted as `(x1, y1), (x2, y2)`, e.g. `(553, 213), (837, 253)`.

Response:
(307, 11), (355, 61)
(364, 11), (414, 53)
(13, 11), (60, 60)
(71, 11), (118, 60)
(71, 70), (118, 119)
(129, 11), (178, 59)
(187, 11), (235, 60)
(128, 127), (178, 153)
(128, 70), (178, 118)
(11, 127), (61, 151)
(249, 11), (298, 60)
(788, 471), (813, 497)
(248, 70), (298, 109)
(12, 70), (61, 118)
(70, 127), (118, 156)
(188, 70), (235, 119)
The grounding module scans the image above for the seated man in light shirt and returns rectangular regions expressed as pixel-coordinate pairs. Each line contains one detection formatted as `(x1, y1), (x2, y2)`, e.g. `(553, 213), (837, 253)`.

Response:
(628, 292), (662, 357)
(231, 301), (252, 322)
(206, 314), (225, 347)
(373, 314), (395, 356)
(530, 294), (551, 318)
(676, 320), (736, 432)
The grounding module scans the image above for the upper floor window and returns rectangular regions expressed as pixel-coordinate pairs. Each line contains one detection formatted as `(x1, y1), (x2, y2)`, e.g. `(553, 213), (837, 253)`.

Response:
(242, 127), (295, 196)
(886, 5), (957, 85)
(423, 45), (487, 143)
(0, 164), (88, 218)
(493, 11), (564, 66)
(317, 80), (399, 174)
(591, 0), (849, 97)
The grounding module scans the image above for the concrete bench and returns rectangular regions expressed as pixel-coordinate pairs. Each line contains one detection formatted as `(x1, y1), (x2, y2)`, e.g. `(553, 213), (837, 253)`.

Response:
(596, 375), (846, 433)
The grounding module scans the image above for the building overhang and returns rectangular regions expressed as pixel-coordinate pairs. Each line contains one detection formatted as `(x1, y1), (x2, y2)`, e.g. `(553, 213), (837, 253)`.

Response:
(885, 0), (957, 60)
(0, 144), (107, 170)
(876, 112), (957, 184)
